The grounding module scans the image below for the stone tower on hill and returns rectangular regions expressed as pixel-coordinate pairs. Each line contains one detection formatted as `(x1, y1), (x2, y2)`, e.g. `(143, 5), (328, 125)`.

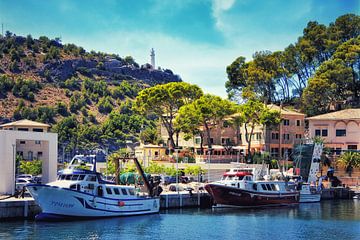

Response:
(150, 48), (155, 69)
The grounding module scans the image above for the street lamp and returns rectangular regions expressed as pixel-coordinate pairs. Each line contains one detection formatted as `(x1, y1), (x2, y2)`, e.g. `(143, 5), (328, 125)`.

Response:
(12, 143), (16, 195)
(207, 148), (212, 182)
(175, 148), (179, 194)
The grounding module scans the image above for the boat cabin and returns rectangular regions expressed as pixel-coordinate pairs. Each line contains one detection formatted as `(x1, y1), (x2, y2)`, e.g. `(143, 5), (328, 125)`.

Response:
(55, 170), (137, 199)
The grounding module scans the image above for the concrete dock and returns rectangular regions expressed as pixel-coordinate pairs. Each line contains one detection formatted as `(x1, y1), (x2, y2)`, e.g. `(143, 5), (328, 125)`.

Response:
(0, 197), (41, 219)
(0, 187), (355, 220)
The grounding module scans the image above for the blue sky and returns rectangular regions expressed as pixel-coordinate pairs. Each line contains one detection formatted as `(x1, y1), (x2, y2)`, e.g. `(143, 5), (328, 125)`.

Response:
(0, 0), (358, 97)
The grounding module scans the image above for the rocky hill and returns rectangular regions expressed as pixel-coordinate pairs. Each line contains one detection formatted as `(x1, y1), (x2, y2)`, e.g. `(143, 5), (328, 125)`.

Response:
(0, 33), (181, 150)
(0, 33), (181, 121)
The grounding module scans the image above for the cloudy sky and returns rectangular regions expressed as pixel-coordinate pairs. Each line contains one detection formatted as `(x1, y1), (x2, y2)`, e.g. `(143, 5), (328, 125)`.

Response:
(0, 0), (358, 97)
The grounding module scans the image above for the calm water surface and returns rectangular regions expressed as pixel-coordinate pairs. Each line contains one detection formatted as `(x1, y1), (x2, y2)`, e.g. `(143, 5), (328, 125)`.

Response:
(1, 200), (359, 240)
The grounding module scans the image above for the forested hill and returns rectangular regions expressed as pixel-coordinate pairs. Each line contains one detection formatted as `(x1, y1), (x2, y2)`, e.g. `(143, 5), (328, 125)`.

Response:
(0, 33), (181, 151)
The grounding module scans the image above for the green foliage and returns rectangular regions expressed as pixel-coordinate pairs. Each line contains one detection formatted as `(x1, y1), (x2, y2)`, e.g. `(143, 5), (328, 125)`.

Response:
(0, 75), (14, 97)
(237, 100), (281, 161)
(225, 13), (360, 107)
(69, 91), (86, 112)
(176, 94), (236, 149)
(20, 160), (42, 175)
(56, 102), (68, 116)
(183, 165), (205, 176)
(140, 127), (161, 145)
(112, 81), (139, 99)
(337, 151), (360, 176)
(12, 78), (41, 101)
(97, 96), (113, 113)
(61, 77), (81, 90)
(45, 46), (60, 61)
(135, 82), (203, 149)
(13, 103), (56, 123)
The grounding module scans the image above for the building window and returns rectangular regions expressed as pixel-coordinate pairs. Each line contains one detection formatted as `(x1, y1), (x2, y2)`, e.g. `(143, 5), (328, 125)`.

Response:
(271, 133), (279, 140)
(336, 129), (346, 137)
(283, 134), (290, 140)
(17, 151), (23, 157)
(221, 138), (230, 145)
(321, 129), (328, 137)
(256, 133), (262, 140)
(296, 120), (301, 126)
(18, 128), (28, 131)
(195, 137), (201, 144)
(33, 128), (43, 132)
(335, 148), (342, 155)
(35, 140), (41, 144)
(210, 138), (214, 144)
(348, 145), (357, 150)
(20, 140), (26, 144)
(295, 134), (302, 139)
(283, 119), (290, 126)
(315, 129), (321, 136)
(37, 152), (43, 158)
(271, 148), (279, 157)
(28, 151), (33, 161)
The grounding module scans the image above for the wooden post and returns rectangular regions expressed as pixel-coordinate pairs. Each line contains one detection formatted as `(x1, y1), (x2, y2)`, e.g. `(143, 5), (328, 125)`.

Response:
(114, 158), (120, 185)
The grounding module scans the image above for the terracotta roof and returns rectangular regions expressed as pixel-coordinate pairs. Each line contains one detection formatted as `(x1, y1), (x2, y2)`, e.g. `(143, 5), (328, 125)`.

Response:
(307, 109), (360, 120)
(267, 104), (305, 116)
(0, 119), (50, 128)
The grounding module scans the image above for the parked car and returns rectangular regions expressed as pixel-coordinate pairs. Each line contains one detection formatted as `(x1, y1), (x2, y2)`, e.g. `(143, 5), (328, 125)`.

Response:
(162, 176), (177, 185)
(33, 175), (42, 184)
(17, 174), (33, 180)
(15, 178), (32, 191)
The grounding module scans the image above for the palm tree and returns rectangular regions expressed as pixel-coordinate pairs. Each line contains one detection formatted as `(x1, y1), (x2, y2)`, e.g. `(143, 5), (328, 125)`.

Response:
(337, 151), (360, 177)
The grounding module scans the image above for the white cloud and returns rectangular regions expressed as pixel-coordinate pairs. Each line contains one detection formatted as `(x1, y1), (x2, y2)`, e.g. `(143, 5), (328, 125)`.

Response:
(211, 0), (236, 30)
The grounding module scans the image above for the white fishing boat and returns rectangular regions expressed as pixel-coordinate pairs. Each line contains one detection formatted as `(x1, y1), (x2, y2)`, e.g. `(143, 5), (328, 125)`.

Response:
(27, 156), (161, 220)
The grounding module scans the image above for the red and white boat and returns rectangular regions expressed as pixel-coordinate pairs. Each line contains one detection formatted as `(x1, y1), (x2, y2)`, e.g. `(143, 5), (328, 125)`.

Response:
(205, 169), (300, 208)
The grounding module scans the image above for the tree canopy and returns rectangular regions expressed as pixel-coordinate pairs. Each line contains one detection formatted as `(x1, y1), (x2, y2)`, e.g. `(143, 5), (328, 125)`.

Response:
(134, 82), (203, 150)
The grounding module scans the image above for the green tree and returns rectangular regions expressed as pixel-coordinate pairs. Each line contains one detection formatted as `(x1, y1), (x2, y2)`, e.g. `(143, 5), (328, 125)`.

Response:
(337, 151), (360, 176)
(135, 82), (203, 151)
(20, 160), (42, 175)
(302, 58), (353, 115)
(176, 94), (236, 152)
(237, 100), (281, 162)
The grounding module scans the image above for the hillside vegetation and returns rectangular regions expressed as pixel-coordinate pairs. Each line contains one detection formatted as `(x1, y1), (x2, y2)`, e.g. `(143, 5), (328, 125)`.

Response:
(0, 33), (181, 152)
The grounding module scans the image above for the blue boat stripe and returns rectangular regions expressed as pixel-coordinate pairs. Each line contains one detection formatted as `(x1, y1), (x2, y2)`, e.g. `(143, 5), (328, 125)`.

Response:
(88, 200), (144, 207)
(84, 201), (151, 213)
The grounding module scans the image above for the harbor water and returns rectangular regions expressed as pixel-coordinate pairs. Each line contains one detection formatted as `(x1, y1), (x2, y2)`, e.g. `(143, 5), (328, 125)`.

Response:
(1, 200), (359, 240)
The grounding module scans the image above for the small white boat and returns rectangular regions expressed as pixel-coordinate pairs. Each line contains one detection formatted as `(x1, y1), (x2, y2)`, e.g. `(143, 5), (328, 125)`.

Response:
(298, 183), (321, 203)
(27, 156), (161, 220)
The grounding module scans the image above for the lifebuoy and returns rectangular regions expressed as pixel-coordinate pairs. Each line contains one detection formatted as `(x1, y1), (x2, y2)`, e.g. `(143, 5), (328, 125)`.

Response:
(118, 201), (125, 207)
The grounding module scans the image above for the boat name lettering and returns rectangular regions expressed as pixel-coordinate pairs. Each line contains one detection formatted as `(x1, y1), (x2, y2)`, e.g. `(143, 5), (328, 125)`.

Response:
(50, 201), (74, 208)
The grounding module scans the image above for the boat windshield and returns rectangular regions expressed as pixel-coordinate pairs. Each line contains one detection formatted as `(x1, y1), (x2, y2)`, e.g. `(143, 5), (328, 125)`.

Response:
(58, 174), (86, 181)
(222, 175), (245, 181)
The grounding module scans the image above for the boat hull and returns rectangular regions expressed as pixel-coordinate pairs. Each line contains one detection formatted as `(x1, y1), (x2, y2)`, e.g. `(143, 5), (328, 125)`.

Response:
(205, 183), (299, 208)
(27, 184), (160, 220)
(299, 193), (321, 203)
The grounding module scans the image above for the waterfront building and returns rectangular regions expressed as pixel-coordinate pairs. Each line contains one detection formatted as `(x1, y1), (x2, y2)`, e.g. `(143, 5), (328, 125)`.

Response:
(307, 109), (360, 186)
(307, 109), (360, 154)
(159, 104), (305, 162)
(0, 119), (58, 195)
